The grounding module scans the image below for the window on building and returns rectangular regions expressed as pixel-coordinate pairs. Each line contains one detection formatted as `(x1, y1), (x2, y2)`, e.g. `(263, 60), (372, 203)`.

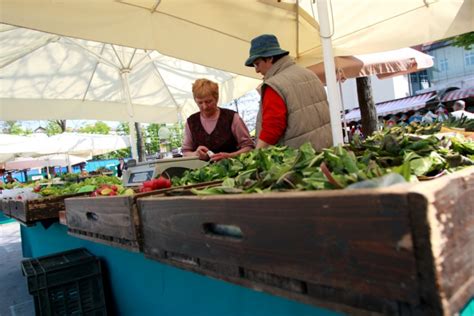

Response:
(465, 51), (474, 67)
(438, 57), (448, 72)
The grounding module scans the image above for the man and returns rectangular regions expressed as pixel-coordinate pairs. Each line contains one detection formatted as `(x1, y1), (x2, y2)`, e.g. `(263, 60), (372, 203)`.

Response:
(5, 172), (18, 184)
(117, 158), (126, 178)
(245, 34), (332, 150)
(182, 79), (254, 161)
(451, 100), (474, 119)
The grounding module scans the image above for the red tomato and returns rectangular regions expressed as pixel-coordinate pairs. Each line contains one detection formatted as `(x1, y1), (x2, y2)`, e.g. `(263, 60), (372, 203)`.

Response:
(143, 180), (154, 189)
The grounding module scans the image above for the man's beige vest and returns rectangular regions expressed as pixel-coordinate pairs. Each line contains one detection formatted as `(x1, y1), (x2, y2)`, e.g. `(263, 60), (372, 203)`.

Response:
(256, 56), (333, 151)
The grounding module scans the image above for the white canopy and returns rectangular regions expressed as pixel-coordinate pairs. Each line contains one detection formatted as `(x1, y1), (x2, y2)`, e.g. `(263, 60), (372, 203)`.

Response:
(0, 134), (48, 164)
(0, 25), (260, 122)
(0, 0), (471, 78)
(5, 154), (88, 170)
(0, 133), (130, 163)
(308, 48), (434, 84)
(0, 0), (471, 146)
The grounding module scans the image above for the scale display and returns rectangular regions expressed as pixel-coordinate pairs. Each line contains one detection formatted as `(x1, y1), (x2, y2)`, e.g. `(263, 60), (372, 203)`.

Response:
(122, 157), (207, 187)
(128, 171), (154, 185)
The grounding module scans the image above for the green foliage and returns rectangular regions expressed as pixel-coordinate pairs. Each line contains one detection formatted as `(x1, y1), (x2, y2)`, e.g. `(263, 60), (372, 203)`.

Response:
(452, 32), (474, 50)
(145, 123), (161, 154)
(169, 123), (184, 149)
(78, 121), (111, 134)
(38, 175), (122, 197)
(116, 122), (130, 135)
(1, 121), (30, 135)
(175, 124), (474, 195)
(45, 121), (63, 136)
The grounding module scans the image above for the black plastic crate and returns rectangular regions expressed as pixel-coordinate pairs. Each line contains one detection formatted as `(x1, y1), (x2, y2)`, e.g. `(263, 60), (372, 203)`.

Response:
(21, 248), (99, 294)
(22, 248), (107, 315)
(34, 275), (107, 316)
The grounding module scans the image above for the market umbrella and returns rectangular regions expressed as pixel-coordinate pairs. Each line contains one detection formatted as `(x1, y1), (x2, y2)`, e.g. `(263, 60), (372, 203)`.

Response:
(0, 24), (260, 157)
(307, 47), (434, 139)
(0, 24), (259, 123)
(0, 133), (130, 162)
(0, 133), (49, 164)
(308, 48), (434, 84)
(0, 0), (470, 78)
(41, 133), (131, 157)
(5, 154), (89, 170)
(1, 0), (471, 144)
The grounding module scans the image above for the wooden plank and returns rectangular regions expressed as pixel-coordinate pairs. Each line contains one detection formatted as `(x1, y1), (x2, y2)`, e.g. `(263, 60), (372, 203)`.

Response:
(64, 181), (223, 250)
(1, 199), (12, 216)
(407, 167), (474, 315)
(140, 189), (418, 303)
(66, 195), (137, 242)
(8, 193), (88, 224)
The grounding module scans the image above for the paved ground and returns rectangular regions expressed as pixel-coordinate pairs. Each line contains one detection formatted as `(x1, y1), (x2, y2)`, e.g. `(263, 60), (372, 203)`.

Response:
(0, 222), (34, 316)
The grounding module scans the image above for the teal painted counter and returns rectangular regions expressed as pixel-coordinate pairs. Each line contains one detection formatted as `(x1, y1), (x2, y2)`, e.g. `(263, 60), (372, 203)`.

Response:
(18, 222), (474, 316)
(20, 222), (342, 316)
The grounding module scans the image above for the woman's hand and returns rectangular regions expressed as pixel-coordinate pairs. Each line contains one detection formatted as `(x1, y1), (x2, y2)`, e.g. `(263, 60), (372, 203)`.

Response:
(210, 152), (232, 162)
(195, 146), (210, 160)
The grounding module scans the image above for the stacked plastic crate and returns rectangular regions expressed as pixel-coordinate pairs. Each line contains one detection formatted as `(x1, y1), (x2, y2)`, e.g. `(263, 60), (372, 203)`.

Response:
(21, 248), (107, 315)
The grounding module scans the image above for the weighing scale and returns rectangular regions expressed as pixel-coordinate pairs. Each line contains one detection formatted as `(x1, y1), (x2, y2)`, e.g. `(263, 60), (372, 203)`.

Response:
(122, 157), (207, 187)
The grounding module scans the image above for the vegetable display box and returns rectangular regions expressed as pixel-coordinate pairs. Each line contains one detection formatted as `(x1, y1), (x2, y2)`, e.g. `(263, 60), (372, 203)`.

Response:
(9, 193), (90, 225)
(139, 167), (473, 316)
(64, 182), (221, 251)
(1, 199), (13, 217)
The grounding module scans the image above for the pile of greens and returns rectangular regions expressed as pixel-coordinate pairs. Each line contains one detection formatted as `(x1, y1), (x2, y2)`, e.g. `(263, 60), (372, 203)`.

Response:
(38, 175), (122, 197)
(173, 125), (474, 195)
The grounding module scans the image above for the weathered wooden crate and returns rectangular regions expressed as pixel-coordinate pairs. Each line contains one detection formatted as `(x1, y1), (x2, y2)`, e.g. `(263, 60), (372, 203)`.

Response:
(65, 182), (221, 252)
(1, 199), (12, 216)
(139, 167), (474, 316)
(8, 193), (90, 225)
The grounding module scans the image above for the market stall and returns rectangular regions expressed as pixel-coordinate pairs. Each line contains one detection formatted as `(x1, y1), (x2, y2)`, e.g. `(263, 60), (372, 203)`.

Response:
(12, 166), (474, 316)
(4, 124), (474, 315)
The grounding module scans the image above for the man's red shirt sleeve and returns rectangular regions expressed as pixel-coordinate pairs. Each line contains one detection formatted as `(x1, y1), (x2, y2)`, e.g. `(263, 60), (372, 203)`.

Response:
(259, 86), (287, 145)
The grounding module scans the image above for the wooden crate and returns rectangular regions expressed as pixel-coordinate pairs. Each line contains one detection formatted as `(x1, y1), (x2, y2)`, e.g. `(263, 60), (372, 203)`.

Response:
(65, 182), (221, 251)
(8, 193), (90, 225)
(1, 199), (12, 216)
(139, 167), (474, 316)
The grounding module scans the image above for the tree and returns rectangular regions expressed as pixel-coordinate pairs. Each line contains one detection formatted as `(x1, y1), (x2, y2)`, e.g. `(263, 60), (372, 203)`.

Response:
(45, 121), (63, 136)
(135, 122), (146, 162)
(115, 122), (130, 135)
(145, 123), (162, 154)
(56, 120), (67, 133)
(78, 121), (111, 134)
(169, 123), (184, 150)
(452, 32), (474, 50)
(356, 77), (378, 137)
(0, 121), (30, 135)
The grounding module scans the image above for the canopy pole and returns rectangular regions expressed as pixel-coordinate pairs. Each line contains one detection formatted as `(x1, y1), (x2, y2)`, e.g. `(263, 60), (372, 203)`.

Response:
(119, 70), (138, 160)
(316, 0), (343, 146)
(128, 122), (138, 159)
(338, 81), (349, 143)
(66, 154), (72, 173)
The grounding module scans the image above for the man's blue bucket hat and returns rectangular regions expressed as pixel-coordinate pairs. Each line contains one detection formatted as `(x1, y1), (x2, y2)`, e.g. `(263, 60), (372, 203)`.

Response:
(245, 34), (289, 67)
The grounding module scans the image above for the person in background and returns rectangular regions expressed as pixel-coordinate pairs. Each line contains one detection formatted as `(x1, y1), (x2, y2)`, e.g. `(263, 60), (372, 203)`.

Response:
(117, 158), (126, 177)
(435, 105), (449, 122)
(451, 100), (474, 119)
(182, 79), (254, 162)
(5, 172), (18, 184)
(245, 34), (332, 150)
(408, 111), (423, 124)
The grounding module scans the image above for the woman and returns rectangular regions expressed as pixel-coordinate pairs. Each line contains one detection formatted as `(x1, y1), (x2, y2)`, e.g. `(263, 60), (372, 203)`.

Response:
(182, 79), (254, 161)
